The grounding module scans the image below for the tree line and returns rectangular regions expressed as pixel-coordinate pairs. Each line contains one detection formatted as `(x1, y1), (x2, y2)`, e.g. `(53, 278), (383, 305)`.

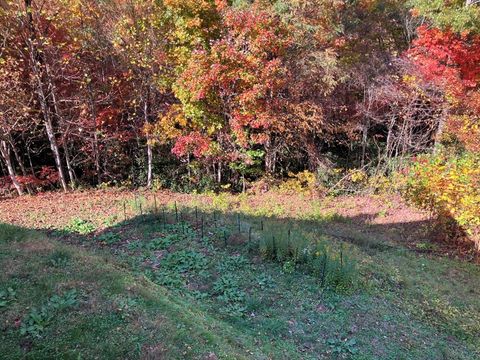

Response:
(0, 0), (479, 195)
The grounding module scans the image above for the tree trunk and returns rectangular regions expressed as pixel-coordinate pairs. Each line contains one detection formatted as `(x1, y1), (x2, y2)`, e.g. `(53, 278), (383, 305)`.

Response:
(44, 115), (68, 191)
(144, 94), (153, 188)
(8, 136), (33, 194)
(24, 0), (68, 192)
(147, 142), (153, 188)
(64, 144), (76, 189)
(217, 162), (222, 183)
(8, 136), (27, 176)
(361, 120), (369, 168)
(0, 140), (24, 196)
(305, 136), (321, 171)
(87, 82), (101, 185)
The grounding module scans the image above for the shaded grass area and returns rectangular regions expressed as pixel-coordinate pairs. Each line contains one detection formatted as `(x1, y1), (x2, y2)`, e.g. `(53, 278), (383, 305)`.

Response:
(0, 223), (262, 359)
(1, 200), (480, 359)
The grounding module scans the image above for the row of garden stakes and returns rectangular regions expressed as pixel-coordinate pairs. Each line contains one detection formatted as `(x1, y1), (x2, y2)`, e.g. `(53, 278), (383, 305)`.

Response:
(124, 196), (299, 253)
(124, 194), (347, 288)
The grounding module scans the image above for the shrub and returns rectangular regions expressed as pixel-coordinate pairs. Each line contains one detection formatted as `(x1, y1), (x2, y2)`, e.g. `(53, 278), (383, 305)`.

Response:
(277, 170), (317, 195)
(405, 152), (480, 249)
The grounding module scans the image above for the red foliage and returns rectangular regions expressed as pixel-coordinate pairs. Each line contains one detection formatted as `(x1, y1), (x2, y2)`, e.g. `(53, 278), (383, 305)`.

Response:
(172, 132), (211, 158)
(407, 26), (480, 96)
(179, 4), (290, 147)
(15, 166), (60, 188)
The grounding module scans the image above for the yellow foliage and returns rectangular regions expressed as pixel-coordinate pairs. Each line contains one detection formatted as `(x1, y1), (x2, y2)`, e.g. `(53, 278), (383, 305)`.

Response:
(405, 152), (480, 247)
(278, 171), (317, 194)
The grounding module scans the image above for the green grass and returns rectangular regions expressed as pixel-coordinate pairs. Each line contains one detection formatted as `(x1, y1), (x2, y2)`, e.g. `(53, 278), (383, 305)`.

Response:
(1, 204), (479, 359)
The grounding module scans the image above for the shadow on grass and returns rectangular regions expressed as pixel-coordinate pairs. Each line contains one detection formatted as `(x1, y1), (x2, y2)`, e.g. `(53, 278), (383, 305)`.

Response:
(1, 204), (480, 360)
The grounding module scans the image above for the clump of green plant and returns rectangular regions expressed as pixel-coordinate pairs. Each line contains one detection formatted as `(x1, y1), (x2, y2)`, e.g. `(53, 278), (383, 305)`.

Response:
(259, 232), (358, 292)
(64, 218), (96, 235)
(98, 231), (121, 245)
(145, 234), (178, 250)
(0, 287), (16, 309)
(216, 255), (248, 273)
(160, 250), (208, 274)
(20, 306), (52, 338)
(113, 295), (139, 320)
(212, 274), (247, 316)
(327, 337), (358, 355)
(102, 214), (119, 227)
(256, 274), (275, 290)
(20, 289), (78, 337)
(47, 249), (71, 268)
(152, 270), (184, 288)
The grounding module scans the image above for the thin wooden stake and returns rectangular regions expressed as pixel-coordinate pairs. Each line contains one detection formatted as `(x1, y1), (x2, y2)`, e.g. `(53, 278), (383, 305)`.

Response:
(272, 235), (276, 260)
(162, 209), (166, 229)
(340, 244), (344, 267)
(287, 228), (291, 253)
(261, 220), (264, 231)
(123, 201), (127, 222)
(248, 227), (252, 250)
(237, 214), (241, 233)
(321, 254), (327, 287)
(154, 195), (157, 214)
(174, 201), (178, 222)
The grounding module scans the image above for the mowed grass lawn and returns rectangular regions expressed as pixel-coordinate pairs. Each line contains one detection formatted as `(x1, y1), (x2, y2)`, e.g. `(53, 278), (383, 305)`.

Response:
(1, 198), (479, 359)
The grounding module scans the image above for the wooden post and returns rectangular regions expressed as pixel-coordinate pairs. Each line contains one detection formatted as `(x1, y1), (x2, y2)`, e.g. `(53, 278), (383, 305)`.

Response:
(154, 194), (158, 214)
(340, 244), (344, 267)
(174, 201), (178, 222)
(321, 254), (327, 287)
(272, 236), (276, 260)
(123, 201), (127, 222)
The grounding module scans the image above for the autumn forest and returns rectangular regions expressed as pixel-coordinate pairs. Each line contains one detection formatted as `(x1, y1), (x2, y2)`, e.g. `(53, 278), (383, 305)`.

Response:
(1, 0), (480, 358)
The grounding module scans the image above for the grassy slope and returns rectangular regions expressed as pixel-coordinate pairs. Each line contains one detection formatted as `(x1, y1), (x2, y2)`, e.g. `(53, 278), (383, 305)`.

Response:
(0, 223), (260, 359)
(0, 198), (479, 359)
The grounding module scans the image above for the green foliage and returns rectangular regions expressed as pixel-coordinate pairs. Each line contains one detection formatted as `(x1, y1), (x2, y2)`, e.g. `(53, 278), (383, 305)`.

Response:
(327, 337), (358, 355)
(64, 218), (96, 235)
(47, 250), (71, 268)
(216, 255), (248, 273)
(259, 232), (357, 292)
(20, 290), (78, 337)
(97, 232), (121, 245)
(145, 234), (178, 250)
(409, 0), (480, 34)
(0, 287), (16, 309)
(160, 250), (208, 273)
(212, 274), (247, 316)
